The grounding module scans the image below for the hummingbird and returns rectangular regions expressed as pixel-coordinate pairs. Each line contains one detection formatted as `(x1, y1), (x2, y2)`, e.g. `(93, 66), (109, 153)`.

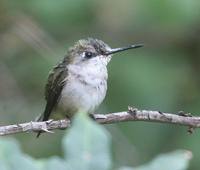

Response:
(36, 38), (143, 137)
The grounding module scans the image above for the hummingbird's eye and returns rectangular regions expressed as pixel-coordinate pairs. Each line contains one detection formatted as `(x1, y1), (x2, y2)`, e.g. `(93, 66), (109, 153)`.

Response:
(84, 51), (93, 59)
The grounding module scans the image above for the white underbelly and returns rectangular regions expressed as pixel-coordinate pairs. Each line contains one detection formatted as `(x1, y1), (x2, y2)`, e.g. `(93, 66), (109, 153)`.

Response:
(57, 76), (107, 115)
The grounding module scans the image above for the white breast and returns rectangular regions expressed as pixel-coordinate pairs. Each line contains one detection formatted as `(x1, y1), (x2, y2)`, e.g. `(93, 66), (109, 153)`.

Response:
(57, 59), (108, 116)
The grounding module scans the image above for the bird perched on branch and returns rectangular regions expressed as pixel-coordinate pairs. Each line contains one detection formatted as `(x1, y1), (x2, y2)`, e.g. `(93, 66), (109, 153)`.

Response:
(37, 38), (143, 137)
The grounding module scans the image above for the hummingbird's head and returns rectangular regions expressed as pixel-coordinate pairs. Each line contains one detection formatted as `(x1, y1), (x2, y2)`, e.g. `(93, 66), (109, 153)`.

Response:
(66, 38), (143, 66)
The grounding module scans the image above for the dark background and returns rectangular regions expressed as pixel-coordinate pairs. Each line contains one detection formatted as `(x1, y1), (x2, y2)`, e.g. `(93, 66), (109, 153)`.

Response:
(0, 0), (200, 169)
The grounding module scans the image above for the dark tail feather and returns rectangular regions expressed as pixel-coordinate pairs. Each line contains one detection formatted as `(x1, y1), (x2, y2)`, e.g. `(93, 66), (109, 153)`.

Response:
(36, 104), (52, 138)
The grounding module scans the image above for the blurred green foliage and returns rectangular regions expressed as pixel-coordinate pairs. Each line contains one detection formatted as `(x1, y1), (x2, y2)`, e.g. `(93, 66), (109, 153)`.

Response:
(120, 150), (191, 170)
(0, 0), (200, 169)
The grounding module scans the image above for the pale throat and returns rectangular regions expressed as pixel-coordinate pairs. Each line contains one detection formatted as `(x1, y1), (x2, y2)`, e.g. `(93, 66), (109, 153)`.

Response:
(68, 55), (111, 85)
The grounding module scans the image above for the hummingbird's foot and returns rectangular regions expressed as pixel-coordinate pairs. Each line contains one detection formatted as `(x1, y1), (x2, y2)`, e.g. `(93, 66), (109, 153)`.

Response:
(128, 106), (138, 116)
(178, 111), (192, 117)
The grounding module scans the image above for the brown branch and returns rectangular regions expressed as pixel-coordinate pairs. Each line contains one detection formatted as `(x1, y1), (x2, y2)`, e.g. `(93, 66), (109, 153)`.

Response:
(0, 107), (200, 136)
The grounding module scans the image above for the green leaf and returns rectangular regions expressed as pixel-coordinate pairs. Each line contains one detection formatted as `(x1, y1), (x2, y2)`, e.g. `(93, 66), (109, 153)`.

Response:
(42, 156), (70, 170)
(62, 113), (112, 170)
(0, 138), (21, 157)
(0, 138), (38, 170)
(119, 150), (192, 170)
(7, 154), (38, 170)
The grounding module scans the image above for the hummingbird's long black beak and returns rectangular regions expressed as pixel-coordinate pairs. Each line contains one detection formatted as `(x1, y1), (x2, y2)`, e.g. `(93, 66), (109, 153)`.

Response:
(105, 44), (143, 55)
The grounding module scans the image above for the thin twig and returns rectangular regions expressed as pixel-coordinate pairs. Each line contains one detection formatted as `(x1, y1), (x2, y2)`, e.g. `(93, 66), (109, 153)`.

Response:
(0, 107), (200, 136)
